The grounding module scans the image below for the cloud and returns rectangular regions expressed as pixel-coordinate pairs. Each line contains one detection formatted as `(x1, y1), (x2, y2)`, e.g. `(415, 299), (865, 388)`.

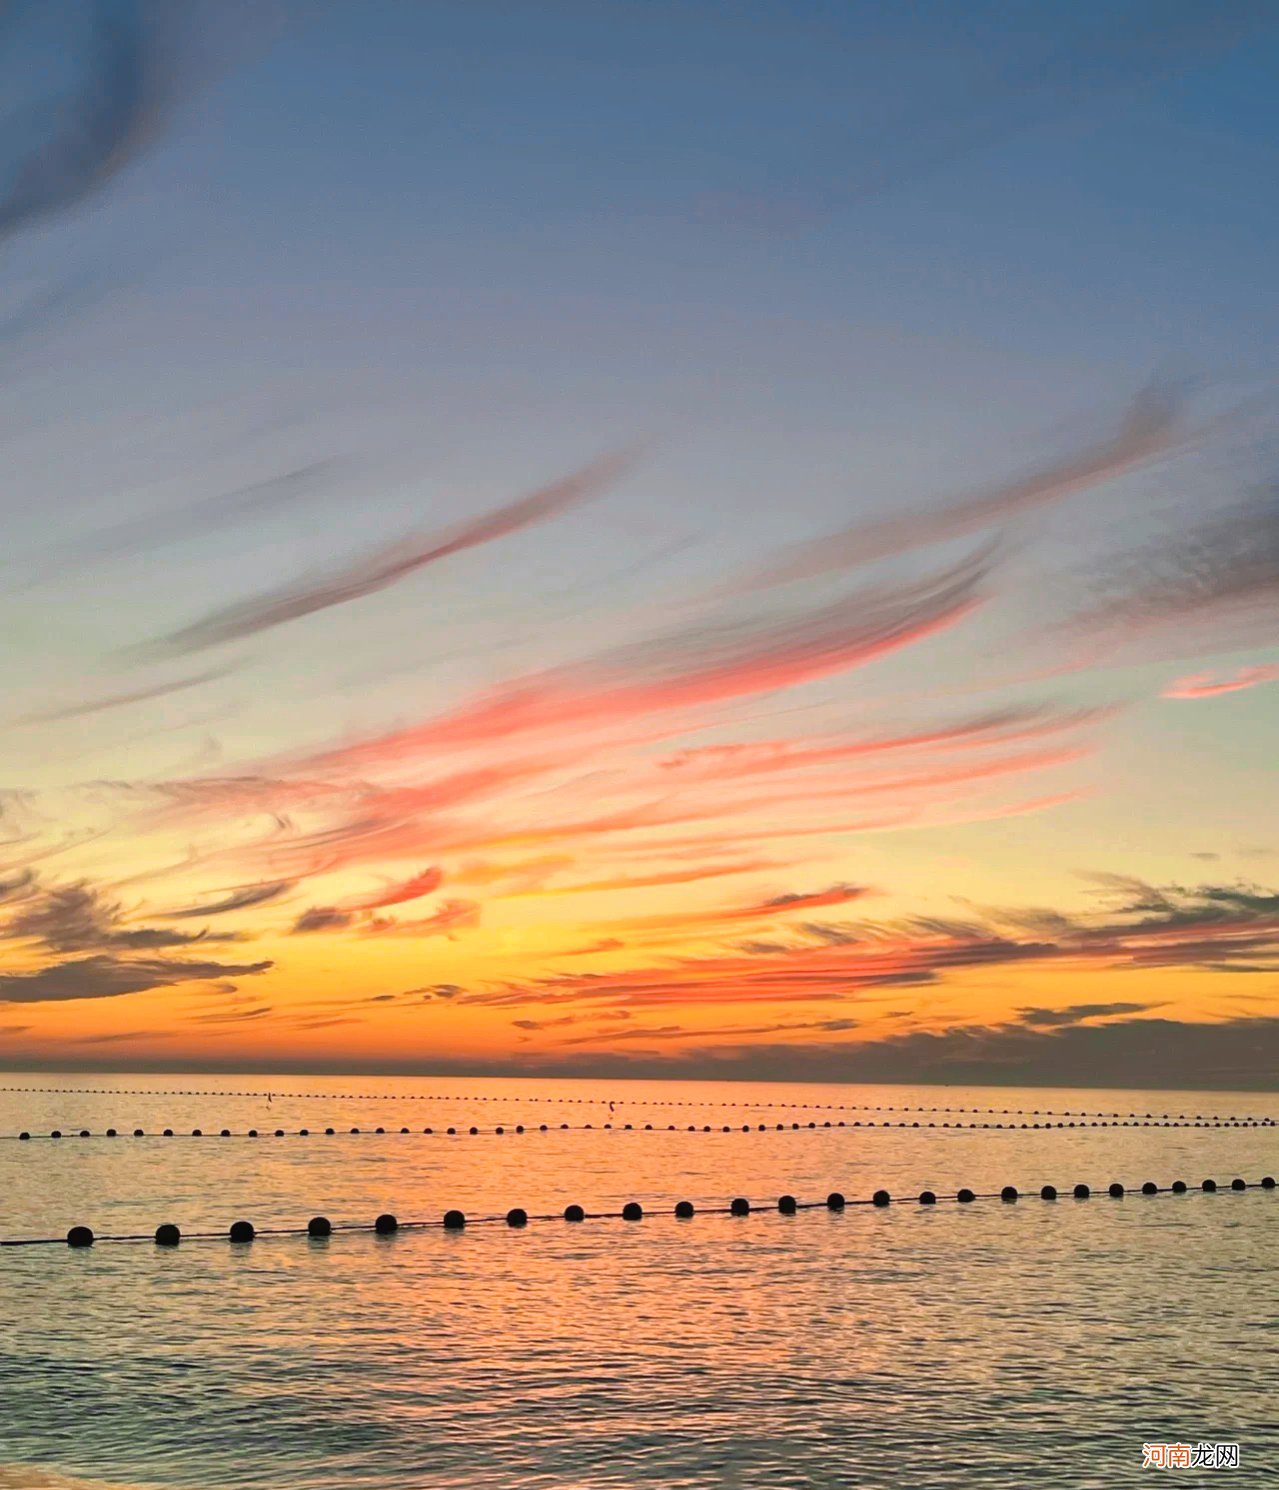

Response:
(1073, 485), (1279, 649)
(1016, 1001), (1162, 1027)
(362, 899), (479, 938)
(1, 879), (236, 952)
(340, 866), (443, 911)
(1161, 663), (1279, 700)
(0, 1), (175, 245)
(309, 544), (996, 771)
(0, 954), (272, 1004)
(143, 451), (630, 655)
(15, 667), (231, 724)
(162, 879), (295, 918)
(453, 875), (1279, 1013)
(746, 384), (1182, 587)
(290, 906), (354, 935)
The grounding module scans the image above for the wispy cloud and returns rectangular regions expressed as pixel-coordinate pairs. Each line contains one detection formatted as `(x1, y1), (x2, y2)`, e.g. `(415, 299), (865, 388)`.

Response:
(161, 880), (294, 918)
(1161, 663), (1279, 699)
(746, 385), (1181, 588)
(142, 451), (631, 656)
(0, 1), (175, 245)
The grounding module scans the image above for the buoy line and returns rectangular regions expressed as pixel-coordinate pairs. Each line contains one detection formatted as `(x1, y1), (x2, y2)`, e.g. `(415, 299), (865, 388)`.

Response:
(0, 1086), (1272, 1123)
(6, 1115), (1277, 1143)
(6, 1176), (1274, 1249)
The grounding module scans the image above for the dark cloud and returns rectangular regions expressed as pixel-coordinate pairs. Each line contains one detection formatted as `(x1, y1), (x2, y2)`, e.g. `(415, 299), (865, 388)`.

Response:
(163, 879), (294, 918)
(2, 879), (237, 953)
(0, 954), (272, 1003)
(1073, 485), (1279, 649)
(142, 452), (630, 656)
(0, 0), (174, 245)
(290, 906), (353, 935)
(1017, 1001), (1161, 1028)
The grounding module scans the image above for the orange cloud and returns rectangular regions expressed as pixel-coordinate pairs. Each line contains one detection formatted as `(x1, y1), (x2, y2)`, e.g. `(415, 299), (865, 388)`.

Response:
(1161, 664), (1279, 699)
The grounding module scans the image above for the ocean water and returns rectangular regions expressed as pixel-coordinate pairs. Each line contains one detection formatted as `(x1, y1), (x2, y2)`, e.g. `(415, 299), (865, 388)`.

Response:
(0, 1073), (1275, 1489)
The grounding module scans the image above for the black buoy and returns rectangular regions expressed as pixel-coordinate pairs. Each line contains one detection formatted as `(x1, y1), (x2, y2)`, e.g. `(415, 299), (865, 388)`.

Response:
(506, 1207), (528, 1227)
(564, 1204), (585, 1222)
(469, 1127), (478, 1136)
(133, 1128), (144, 1138)
(106, 1129), (117, 1137)
(1141, 1181), (1158, 1195)
(307, 1216), (332, 1238)
(1073, 1183), (1090, 1198)
(66, 1225), (94, 1248)
(1202, 1178), (1218, 1193)
(872, 1189), (890, 1207)
(622, 1201), (643, 1221)
(674, 1200), (695, 1219)
(778, 1194), (797, 1214)
(918, 1190), (937, 1205)
(192, 1129), (203, 1137)
(229, 1220), (255, 1243)
(957, 1188), (975, 1203)
(1171, 1179), (1188, 1193)
(1108, 1182), (1124, 1198)
(826, 1191), (845, 1210)
(1040, 1185), (1057, 1200)
(50, 1130), (63, 1139)
(495, 1126), (504, 1135)
(1001, 1185), (1018, 1202)
(443, 1209), (465, 1229)
(374, 1213), (398, 1235)
(1262, 1176), (1276, 1189)
(729, 1197), (750, 1216)
(1231, 1178), (1246, 1191)
(155, 1224), (181, 1247)
(248, 1129), (258, 1139)
(163, 1129), (174, 1138)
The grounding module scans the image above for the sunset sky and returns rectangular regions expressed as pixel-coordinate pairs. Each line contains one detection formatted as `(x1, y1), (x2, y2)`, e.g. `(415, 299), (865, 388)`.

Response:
(1, 0), (1276, 1086)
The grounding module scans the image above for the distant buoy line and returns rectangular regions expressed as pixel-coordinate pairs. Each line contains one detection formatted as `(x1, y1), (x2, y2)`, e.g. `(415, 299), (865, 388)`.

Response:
(6, 1114), (1276, 1144)
(6, 1176), (1275, 1249)
(0, 1086), (1273, 1124)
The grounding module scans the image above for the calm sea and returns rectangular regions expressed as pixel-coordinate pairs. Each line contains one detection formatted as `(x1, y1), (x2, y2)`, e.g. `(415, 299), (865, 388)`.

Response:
(1, 1072), (1275, 1489)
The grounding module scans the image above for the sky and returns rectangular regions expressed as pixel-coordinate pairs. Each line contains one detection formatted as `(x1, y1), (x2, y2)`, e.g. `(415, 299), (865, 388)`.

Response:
(0, 0), (1277, 1088)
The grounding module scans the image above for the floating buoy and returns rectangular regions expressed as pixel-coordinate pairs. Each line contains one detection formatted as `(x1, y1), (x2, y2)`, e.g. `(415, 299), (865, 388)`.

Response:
(443, 1210), (466, 1230)
(374, 1214), (398, 1235)
(918, 1191), (937, 1205)
(1108, 1183), (1124, 1198)
(1040, 1185), (1057, 1200)
(564, 1204), (585, 1222)
(154, 1224), (181, 1247)
(66, 1226), (94, 1248)
(229, 1220), (255, 1243)
(1073, 1184), (1090, 1199)
(307, 1217), (332, 1238)
(778, 1194), (798, 1214)
(872, 1190), (890, 1207)
(1141, 1181), (1158, 1195)
(1202, 1179), (1218, 1193)
(622, 1201), (643, 1221)
(1001, 1186), (1018, 1202)
(826, 1191), (845, 1210)
(1171, 1180), (1187, 1193)
(506, 1208), (528, 1228)
(1231, 1178), (1246, 1191)
(729, 1197), (750, 1216)
(674, 1200), (695, 1219)
(957, 1188), (975, 1203)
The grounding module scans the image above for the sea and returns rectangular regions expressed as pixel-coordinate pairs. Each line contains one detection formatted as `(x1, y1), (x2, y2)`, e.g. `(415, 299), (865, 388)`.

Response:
(0, 1073), (1275, 1489)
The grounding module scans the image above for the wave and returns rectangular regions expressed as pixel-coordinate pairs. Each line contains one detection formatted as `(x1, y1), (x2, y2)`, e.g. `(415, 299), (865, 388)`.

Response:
(0, 1468), (163, 1490)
